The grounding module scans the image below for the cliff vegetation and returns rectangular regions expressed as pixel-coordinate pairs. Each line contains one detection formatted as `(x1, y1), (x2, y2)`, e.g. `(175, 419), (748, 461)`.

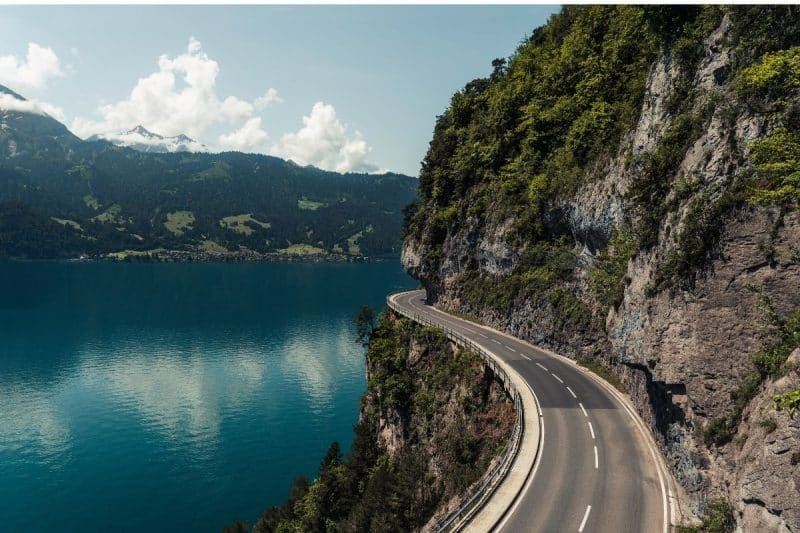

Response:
(403, 6), (800, 530)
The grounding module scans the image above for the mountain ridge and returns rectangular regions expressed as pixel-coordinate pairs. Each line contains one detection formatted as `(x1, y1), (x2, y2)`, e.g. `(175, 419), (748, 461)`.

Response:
(88, 125), (209, 154)
(0, 86), (417, 260)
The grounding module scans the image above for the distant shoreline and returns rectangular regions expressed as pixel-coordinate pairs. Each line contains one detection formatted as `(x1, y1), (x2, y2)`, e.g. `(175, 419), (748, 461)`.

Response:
(3, 249), (399, 264)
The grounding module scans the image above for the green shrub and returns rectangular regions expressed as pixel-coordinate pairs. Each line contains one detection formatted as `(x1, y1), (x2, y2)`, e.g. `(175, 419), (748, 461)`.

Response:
(748, 128), (800, 207)
(590, 224), (637, 308)
(628, 109), (711, 249)
(773, 388), (800, 416)
(704, 417), (735, 447)
(738, 46), (800, 104)
(758, 417), (778, 433)
(701, 499), (736, 533)
(751, 309), (800, 379)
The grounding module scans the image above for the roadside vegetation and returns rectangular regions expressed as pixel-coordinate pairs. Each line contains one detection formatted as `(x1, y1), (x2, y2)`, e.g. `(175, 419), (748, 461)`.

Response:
(230, 311), (513, 532)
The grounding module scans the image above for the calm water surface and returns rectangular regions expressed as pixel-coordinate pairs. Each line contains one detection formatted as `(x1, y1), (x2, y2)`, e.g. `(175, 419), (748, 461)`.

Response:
(0, 261), (414, 532)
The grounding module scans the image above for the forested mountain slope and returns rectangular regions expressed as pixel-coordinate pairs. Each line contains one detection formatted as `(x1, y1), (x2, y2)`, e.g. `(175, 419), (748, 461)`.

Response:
(403, 6), (800, 530)
(0, 85), (417, 260)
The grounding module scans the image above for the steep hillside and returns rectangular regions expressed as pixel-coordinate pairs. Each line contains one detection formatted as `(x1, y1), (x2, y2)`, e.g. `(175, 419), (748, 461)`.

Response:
(403, 6), (800, 530)
(238, 312), (514, 532)
(0, 85), (417, 260)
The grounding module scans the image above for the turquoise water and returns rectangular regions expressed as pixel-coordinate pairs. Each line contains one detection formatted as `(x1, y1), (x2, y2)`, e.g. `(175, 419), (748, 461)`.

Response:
(0, 261), (414, 532)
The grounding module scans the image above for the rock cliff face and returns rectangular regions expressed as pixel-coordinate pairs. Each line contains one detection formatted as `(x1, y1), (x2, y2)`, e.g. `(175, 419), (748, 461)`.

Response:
(403, 7), (800, 530)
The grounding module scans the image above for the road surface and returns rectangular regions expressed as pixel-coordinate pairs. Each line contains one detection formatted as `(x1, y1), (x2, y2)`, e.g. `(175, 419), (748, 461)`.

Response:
(391, 290), (668, 533)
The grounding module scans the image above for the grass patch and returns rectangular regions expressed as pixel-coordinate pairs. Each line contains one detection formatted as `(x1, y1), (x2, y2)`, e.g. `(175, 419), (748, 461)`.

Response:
(297, 197), (326, 211)
(199, 240), (228, 254)
(194, 160), (231, 181)
(163, 210), (195, 236)
(82, 194), (100, 210)
(50, 217), (83, 232)
(576, 358), (626, 393)
(346, 231), (362, 255)
(277, 244), (325, 255)
(219, 213), (271, 235)
(92, 204), (126, 225)
(106, 248), (168, 261)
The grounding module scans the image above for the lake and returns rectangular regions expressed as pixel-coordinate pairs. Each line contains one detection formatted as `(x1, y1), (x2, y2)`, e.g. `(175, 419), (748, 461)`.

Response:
(0, 261), (414, 532)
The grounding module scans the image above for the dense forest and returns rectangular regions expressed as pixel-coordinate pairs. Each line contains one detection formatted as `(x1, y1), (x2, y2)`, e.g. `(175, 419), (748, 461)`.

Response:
(0, 85), (417, 260)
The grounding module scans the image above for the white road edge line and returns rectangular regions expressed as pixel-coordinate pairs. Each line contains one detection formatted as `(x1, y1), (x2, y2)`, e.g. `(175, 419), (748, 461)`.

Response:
(494, 375), (544, 533)
(566, 386), (577, 399)
(579, 403), (588, 417)
(394, 291), (671, 533)
(588, 421), (595, 440)
(535, 362), (547, 371)
(578, 505), (592, 532)
(552, 373), (564, 384)
(594, 445), (599, 469)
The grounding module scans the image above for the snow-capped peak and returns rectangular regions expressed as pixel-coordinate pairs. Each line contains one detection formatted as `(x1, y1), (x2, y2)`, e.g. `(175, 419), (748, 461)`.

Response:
(89, 125), (208, 153)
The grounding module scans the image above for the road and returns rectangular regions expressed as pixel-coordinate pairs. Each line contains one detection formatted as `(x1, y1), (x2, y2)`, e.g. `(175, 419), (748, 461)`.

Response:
(391, 290), (668, 533)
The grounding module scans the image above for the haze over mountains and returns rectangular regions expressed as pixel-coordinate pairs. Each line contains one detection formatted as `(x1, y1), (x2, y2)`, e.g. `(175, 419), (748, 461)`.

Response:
(0, 84), (417, 260)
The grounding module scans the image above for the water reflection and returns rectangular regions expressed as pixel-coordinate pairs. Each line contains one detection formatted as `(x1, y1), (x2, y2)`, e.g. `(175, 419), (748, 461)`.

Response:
(0, 261), (414, 532)
(0, 384), (70, 459)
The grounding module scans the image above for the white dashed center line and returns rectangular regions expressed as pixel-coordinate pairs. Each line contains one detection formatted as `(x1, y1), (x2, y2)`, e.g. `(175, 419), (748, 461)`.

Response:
(578, 505), (592, 532)
(536, 362), (548, 371)
(552, 373), (564, 384)
(566, 386), (577, 399)
(505, 345), (516, 352)
(594, 445), (599, 469)
(579, 403), (588, 417)
(588, 421), (595, 440)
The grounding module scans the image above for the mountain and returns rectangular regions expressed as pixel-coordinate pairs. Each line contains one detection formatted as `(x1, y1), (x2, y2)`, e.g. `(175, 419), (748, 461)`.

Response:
(88, 125), (208, 153)
(0, 87), (417, 260)
(402, 6), (799, 531)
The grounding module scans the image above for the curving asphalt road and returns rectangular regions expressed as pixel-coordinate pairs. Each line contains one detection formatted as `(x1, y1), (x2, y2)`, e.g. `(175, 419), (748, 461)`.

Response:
(391, 290), (669, 533)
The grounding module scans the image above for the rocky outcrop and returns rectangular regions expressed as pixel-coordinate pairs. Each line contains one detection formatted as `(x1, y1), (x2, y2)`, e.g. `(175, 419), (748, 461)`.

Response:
(403, 10), (800, 531)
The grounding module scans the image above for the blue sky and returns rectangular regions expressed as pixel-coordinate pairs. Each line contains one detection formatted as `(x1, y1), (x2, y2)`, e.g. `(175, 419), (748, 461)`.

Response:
(0, 5), (558, 176)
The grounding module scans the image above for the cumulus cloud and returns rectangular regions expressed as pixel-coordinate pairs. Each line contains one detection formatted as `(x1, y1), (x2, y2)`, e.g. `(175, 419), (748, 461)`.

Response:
(254, 88), (282, 110)
(0, 93), (65, 122)
(71, 37), (271, 143)
(271, 102), (380, 173)
(0, 43), (64, 93)
(218, 117), (269, 153)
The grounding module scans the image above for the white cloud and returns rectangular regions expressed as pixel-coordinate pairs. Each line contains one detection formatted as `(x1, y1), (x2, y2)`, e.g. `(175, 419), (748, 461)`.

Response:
(218, 117), (268, 153)
(0, 42), (64, 93)
(254, 88), (282, 110)
(0, 93), (65, 122)
(271, 102), (380, 173)
(71, 37), (258, 142)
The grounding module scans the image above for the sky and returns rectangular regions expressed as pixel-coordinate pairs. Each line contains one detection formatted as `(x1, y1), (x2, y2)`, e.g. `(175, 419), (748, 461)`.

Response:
(0, 5), (559, 176)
